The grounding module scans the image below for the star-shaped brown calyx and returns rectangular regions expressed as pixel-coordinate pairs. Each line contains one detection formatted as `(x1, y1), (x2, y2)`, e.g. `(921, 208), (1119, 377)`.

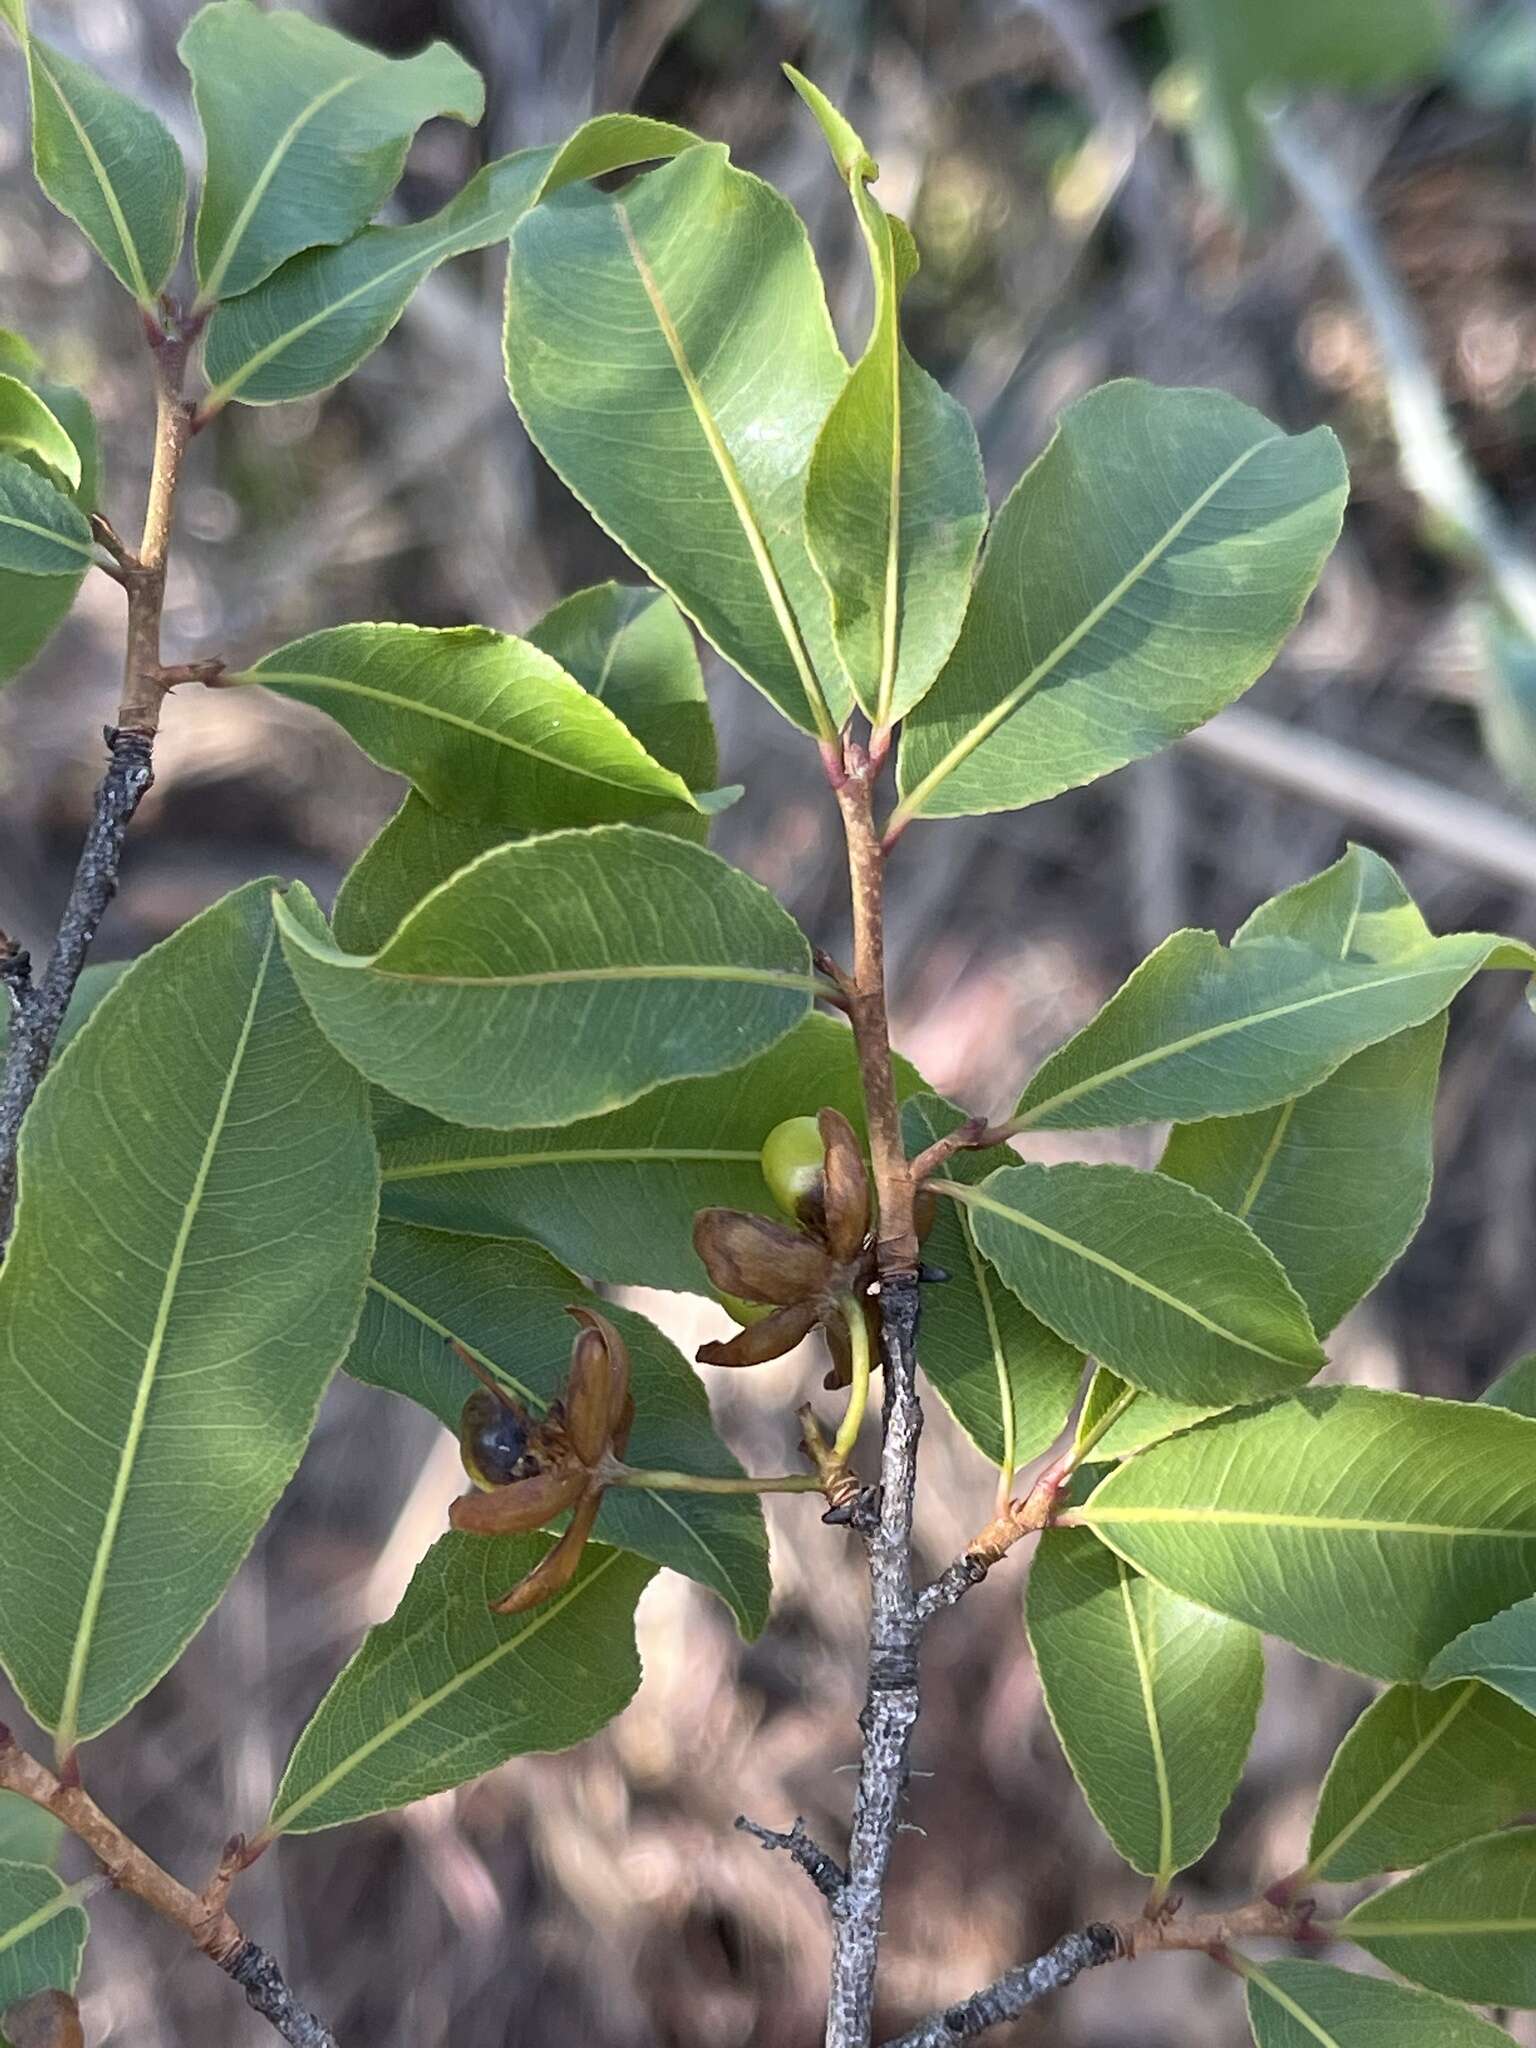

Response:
(693, 1107), (879, 1388)
(449, 1306), (633, 1614)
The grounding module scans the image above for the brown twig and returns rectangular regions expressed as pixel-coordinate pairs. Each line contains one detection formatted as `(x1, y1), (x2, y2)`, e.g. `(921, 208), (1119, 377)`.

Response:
(0, 1728), (337, 2047)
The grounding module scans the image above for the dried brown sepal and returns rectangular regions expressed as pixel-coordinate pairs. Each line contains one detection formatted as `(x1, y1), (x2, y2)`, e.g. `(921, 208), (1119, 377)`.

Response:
(692, 1207), (833, 1305)
(818, 1106), (871, 1263)
(1, 1992), (84, 2048)
(450, 1464), (585, 1535)
(698, 1298), (819, 1366)
(490, 1491), (604, 1615)
(563, 1323), (614, 1465)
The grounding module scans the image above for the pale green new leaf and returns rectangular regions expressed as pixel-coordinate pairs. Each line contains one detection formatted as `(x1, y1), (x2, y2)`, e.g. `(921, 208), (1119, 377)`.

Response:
(1483, 1355), (1536, 1418)
(181, 0), (483, 305)
(1078, 1387), (1536, 1681)
(1, 0), (185, 304)
(1244, 1957), (1516, 2048)
(1341, 1827), (1536, 2007)
(1426, 1594), (1536, 1717)
(0, 1864), (88, 2005)
(333, 796), (517, 956)
(0, 376), (79, 490)
(1028, 1528), (1262, 1885)
(274, 829), (814, 1131)
(268, 1533), (652, 1834)
(957, 1161), (1323, 1408)
(351, 1222), (770, 1634)
(0, 457), (93, 575)
(790, 70), (985, 726)
(526, 582), (718, 803)
(245, 623), (704, 828)
(506, 143), (850, 737)
(1307, 1680), (1536, 1882)
(377, 1014), (918, 1291)
(201, 117), (696, 407)
(0, 1806), (57, 1874)
(0, 883), (378, 1748)
(901, 1097), (1082, 1473)
(892, 382), (1346, 824)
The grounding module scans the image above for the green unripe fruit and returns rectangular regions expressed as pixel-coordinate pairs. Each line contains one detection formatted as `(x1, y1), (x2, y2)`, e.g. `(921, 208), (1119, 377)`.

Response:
(760, 1114), (827, 1227)
(717, 1290), (774, 1326)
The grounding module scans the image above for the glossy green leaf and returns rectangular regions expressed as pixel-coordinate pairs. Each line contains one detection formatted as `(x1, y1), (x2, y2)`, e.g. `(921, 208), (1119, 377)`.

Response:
(1483, 1356), (1536, 1419)
(0, 1807), (58, 1874)
(1, 0), (185, 304)
(1243, 1957), (1516, 2048)
(181, 0), (483, 305)
(1340, 1827), (1536, 2007)
(0, 883), (377, 1748)
(377, 1014), (919, 1290)
(0, 345), (98, 688)
(274, 829), (814, 1131)
(1307, 1680), (1536, 1882)
(0, 459), (93, 576)
(268, 1533), (652, 1834)
(956, 1161), (1323, 1408)
(201, 116), (696, 407)
(790, 71), (985, 726)
(1028, 1528), (1262, 1885)
(0, 1865), (88, 2006)
(1078, 1388), (1536, 1681)
(351, 1222), (770, 1634)
(526, 583), (717, 804)
(506, 143), (850, 737)
(245, 623), (704, 827)
(1012, 929), (1517, 1134)
(333, 795), (516, 956)
(1426, 1594), (1536, 1717)
(901, 1096), (1082, 1473)
(892, 382), (1346, 825)
(0, 378), (79, 491)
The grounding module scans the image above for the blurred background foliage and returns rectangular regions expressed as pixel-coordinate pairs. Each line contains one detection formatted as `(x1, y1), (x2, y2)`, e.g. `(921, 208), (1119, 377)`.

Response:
(3, 1), (1536, 2042)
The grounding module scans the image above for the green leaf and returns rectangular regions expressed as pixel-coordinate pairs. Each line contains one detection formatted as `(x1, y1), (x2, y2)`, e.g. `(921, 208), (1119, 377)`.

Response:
(506, 143), (850, 738)
(1426, 1594), (1536, 1717)
(333, 795), (516, 957)
(789, 70), (985, 727)
(1010, 929), (1502, 1135)
(526, 582), (718, 804)
(268, 1532), (652, 1834)
(351, 1222), (770, 1635)
(1307, 1680), (1536, 1882)
(900, 1096), (1082, 1472)
(891, 382), (1347, 825)
(1, 0), (185, 305)
(377, 1013), (918, 1290)
(1244, 1957), (1516, 2048)
(1077, 1387), (1536, 1681)
(1340, 1827), (1536, 2007)
(201, 116), (697, 407)
(245, 623), (705, 828)
(0, 961), (128, 1066)
(0, 1807), (58, 1874)
(0, 883), (378, 1748)
(1483, 1356), (1536, 1419)
(1027, 1528), (1262, 1885)
(0, 458), (93, 575)
(0, 377), (79, 491)
(274, 829), (814, 1131)
(0, 1864), (88, 2005)
(956, 1161), (1323, 1408)
(180, 0), (483, 305)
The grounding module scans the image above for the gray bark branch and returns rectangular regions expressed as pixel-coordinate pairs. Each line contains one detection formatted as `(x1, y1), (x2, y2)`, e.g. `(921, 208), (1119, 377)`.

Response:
(876, 1924), (1122, 2047)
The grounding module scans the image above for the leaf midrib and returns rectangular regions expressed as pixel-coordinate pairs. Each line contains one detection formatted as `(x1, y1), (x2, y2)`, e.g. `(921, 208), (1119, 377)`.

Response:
(268, 1547), (625, 1832)
(1085, 1505), (1536, 1540)
(362, 961), (819, 994)
(1305, 1682), (1476, 1881)
(247, 664), (694, 807)
(1117, 1561), (1175, 1887)
(30, 44), (151, 302)
(1016, 953), (1475, 1128)
(381, 1143), (761, 1184)
(54, 926), (276, 1753)
(0, 1874), (85, 1959)
(894, 433), (1281, 823)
